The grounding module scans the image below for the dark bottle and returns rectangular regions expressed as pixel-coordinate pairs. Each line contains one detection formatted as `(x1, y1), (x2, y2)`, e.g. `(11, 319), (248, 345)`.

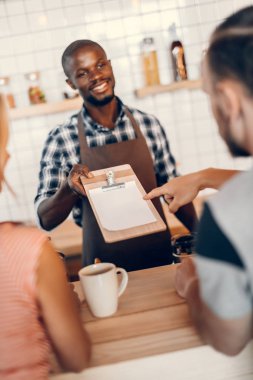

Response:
(168, 23), (188, 82)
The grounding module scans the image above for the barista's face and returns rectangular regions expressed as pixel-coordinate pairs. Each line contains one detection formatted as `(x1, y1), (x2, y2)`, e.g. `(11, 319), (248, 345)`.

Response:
(66, 45), (115, 106)
(202, 57), (250, 157)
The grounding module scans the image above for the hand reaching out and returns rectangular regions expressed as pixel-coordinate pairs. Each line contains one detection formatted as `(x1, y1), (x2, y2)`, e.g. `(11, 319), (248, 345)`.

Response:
(144, 168), (238, 213)
(68, 164), (93, 197)
(144, 172), (201, 213)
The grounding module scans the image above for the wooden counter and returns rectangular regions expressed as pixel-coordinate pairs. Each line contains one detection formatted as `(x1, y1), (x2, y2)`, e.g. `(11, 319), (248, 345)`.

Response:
(49, 197), (205, 254)
(48, 197), (206, 279)
(48, 218), (82, 257)
(51, 264), (253, 380)
(75, 264), (203, 366)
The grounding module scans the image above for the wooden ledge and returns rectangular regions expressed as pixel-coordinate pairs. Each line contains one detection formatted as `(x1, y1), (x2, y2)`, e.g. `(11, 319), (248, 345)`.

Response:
(134, 79), (202, 98)
(9, 96), (83, 120)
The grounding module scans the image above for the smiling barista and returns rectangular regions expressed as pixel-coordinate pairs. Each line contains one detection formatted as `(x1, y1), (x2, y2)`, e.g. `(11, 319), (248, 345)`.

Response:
(35, 39), (197, 271)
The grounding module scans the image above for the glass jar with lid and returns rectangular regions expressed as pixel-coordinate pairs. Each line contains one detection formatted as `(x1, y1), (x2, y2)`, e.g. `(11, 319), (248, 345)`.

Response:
(0, 76), (16, 108)
(25, 71), (46, 105)
(141, 37), (160, 86)
(58, 71), (79, 100)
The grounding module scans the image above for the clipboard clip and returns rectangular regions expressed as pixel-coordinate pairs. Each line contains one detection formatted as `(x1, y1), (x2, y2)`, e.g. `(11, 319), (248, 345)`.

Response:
(102, 170), (125, 192)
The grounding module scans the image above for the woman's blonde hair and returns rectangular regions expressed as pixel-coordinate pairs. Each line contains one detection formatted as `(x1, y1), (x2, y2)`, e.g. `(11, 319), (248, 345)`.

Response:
(0, 93), (10, 192)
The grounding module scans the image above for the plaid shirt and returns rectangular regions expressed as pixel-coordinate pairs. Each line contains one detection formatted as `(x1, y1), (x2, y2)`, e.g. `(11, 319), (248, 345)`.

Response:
(35, 98), (178, 227)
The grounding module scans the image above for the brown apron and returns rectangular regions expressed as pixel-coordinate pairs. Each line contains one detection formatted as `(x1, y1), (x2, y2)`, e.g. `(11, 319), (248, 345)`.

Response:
(77, 107), (173, 271)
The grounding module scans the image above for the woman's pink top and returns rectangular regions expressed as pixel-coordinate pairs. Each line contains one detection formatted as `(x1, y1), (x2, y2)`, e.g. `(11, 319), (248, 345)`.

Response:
(0, 222), (51, 379)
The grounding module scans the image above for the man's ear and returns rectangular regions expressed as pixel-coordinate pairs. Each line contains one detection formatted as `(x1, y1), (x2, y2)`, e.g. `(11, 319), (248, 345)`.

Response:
(215, 81), (241, 122)
(66, 78), (76, 90)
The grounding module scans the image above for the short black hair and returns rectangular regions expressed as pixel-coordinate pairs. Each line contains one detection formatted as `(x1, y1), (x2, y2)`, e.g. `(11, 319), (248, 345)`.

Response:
(207, 6), (253, 96)
(61, 39), (106, 77)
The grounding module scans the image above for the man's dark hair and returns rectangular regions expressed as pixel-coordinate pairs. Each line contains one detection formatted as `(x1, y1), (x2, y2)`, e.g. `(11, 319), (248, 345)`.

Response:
(61, 39), (106, 77)
(207, 6), (253, 96)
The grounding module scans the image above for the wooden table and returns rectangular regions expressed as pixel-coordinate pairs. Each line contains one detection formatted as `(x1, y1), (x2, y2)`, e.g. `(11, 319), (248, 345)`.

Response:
(75, 264), (202, 367)
(52, 264), (253, 380)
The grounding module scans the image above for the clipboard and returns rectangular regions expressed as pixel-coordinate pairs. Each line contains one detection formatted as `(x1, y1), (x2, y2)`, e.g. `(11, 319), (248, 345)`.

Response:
(80, 164), (167, 243)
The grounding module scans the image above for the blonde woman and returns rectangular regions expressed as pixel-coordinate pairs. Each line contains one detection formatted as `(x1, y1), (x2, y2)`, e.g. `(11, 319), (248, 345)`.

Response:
(0, 93), (91, 378)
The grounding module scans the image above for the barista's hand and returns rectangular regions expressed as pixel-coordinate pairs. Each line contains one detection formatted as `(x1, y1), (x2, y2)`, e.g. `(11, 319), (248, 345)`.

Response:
(68, 164), (93, 197)
(144, 173), (200, 213)
(174, 257), (198, 299)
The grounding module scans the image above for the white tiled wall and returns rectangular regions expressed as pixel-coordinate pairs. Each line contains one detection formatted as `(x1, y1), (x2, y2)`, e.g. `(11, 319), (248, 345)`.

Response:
(1, 0), (253, 222)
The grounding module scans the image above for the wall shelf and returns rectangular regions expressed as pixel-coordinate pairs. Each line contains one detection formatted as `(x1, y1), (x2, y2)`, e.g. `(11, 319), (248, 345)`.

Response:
(9, 79), (202, 120)
(9, 96), (83, 120)
(134, 79), (202, 98)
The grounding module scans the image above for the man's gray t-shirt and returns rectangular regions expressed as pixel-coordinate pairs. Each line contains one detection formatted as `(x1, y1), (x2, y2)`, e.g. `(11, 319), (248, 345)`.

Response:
(196, 167), (253, 319)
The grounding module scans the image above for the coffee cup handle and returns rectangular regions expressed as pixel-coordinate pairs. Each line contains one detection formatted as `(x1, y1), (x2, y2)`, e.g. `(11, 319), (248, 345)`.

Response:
(116, 267), (128, 297)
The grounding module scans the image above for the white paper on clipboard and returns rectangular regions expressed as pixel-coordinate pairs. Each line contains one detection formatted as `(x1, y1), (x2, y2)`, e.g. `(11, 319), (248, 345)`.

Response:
(88, 180), (156, 231)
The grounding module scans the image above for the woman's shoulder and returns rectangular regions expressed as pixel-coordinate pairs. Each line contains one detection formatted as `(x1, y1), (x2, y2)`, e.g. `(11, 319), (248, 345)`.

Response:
(0, 222), (47, 248)
(0, 221), (44, 232)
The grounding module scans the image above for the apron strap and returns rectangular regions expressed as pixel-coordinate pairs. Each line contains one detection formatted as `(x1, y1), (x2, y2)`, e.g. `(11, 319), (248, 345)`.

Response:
(124, 107), (144, 139)
(77, 112), (87, 165)
(77, 106), (144, 166)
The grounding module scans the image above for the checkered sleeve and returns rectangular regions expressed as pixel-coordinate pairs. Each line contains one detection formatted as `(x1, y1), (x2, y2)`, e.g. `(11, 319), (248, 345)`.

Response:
(155, 120), (178, 186)
(133, 110), (179, 186)
(34, 127), (72, 210)
(141, 113), (178, 186)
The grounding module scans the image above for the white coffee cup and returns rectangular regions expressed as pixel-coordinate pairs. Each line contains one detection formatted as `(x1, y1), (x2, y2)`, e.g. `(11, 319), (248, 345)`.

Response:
(78, 262), (128, 318)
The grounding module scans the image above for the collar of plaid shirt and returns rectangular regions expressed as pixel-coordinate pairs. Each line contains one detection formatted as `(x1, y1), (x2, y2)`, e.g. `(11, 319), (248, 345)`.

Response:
(80, 96), (125, 134)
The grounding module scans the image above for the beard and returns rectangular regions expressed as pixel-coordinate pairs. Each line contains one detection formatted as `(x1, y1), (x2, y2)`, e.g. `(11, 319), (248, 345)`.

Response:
(215, 106), (250, 157)
(225, 134), (250, 157)
(86, 93), (114, 106)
